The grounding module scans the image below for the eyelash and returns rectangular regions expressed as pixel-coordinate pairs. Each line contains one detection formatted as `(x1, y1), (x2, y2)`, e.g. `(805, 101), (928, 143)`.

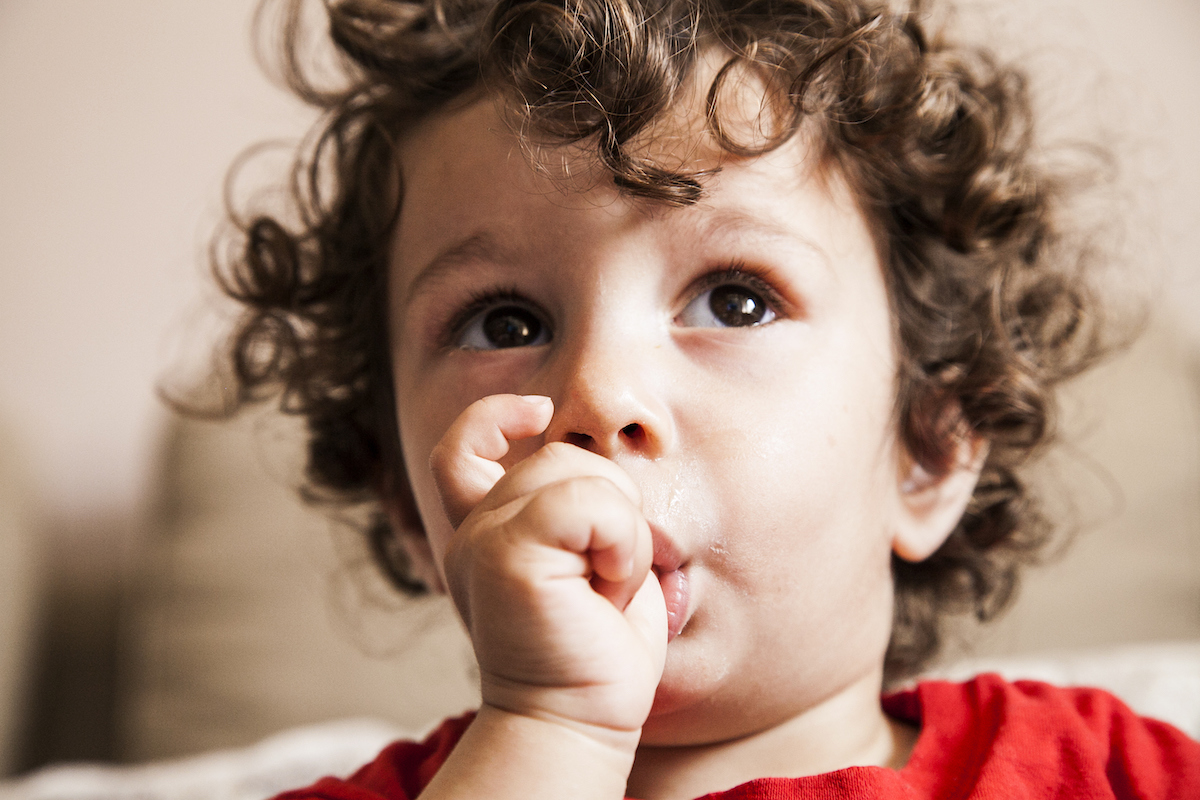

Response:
(442, 288), (547, 348)
(439, 263), (788, 348)
(683, 263), (788, 317)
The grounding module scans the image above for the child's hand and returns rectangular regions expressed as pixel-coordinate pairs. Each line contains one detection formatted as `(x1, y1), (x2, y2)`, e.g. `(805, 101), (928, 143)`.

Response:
(430, 394), (668, 743)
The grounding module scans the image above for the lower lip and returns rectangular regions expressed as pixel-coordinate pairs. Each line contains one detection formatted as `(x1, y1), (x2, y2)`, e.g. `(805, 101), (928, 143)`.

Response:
(656, 568), (690, 641)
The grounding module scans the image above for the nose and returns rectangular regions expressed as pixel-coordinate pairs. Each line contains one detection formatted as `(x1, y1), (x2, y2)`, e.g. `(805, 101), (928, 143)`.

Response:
(538, 332), (673, 460)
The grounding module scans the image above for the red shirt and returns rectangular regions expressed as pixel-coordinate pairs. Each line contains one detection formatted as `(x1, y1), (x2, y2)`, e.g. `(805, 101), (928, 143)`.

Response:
(274, 674), (1200, 799)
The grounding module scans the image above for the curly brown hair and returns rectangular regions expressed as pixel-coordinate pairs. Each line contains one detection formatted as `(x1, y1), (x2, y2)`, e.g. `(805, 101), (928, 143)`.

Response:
(213, 0), (1111, 680)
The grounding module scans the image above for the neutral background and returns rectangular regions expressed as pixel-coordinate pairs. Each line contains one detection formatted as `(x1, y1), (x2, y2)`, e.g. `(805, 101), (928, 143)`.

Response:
(0, 0), (1198, 774)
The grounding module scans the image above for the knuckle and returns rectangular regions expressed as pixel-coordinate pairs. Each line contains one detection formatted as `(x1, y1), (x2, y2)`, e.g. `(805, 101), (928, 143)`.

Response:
(538, 440), (580, 464)
(519, 477), (625, 530)
(517, 486), (561, 525)
(553, 474), (617, 505)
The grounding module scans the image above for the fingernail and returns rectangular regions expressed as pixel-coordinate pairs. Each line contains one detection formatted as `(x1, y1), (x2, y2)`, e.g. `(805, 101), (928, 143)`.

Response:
(520, 395), (551, 407)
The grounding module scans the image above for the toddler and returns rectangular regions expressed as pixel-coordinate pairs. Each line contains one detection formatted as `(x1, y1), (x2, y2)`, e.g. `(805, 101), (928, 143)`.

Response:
(212, 0), (1200, 796)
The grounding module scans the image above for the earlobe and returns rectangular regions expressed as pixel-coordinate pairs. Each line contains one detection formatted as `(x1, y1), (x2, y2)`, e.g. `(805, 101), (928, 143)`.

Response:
(892, 434), (989, 563)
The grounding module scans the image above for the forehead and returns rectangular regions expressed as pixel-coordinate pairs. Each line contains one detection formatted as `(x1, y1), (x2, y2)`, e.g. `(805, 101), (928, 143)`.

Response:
(389, 94), (879, 300)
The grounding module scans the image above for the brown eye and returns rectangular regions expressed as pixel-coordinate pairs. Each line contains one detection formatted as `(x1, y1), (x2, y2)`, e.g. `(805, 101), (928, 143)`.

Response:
(710, 285), (768, 327)
(456, 303), (550, 350)
(679, 282), (777, 328)
(483, 307), (542, 348)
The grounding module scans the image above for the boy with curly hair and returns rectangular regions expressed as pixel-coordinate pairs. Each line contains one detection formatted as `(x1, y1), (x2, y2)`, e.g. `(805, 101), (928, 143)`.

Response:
(215, 0), (1200, 796)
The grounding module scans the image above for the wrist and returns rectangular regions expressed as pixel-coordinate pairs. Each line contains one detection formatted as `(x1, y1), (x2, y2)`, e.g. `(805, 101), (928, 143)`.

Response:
(476, 701), (643, 763)
(479, 668), (655, 747)
(416, 704), (638, 800)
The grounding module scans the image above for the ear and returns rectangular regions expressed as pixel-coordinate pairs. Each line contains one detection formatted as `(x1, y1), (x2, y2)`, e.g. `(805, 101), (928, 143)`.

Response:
(892, 433), (989, 563)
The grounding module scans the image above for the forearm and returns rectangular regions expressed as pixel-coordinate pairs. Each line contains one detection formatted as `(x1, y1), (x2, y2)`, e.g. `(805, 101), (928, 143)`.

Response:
(418, 704), (638, 800)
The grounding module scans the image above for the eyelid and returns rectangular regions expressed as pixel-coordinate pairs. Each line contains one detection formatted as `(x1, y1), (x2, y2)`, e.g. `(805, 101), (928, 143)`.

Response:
(442, 288), (550, 349)
(682, 264), (792, 320)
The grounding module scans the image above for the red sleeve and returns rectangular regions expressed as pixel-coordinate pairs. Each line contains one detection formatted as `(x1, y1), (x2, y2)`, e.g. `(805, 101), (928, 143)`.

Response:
(1005, 678), (1200, 799)
(1067, 684), (1200, 799)
(271, 714), (475, 800)
(901, 675), (1200, 799)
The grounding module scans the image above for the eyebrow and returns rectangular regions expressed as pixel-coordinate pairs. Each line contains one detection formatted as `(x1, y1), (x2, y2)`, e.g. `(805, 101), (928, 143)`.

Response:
(400, 232), (512, 308)
(694, 207), (834, 274)
(399, 205), (834, 308)
(700, 207), (823, 251)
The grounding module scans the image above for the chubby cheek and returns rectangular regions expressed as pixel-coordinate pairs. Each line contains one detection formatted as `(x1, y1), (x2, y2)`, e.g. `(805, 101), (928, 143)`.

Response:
(393, 354), (547, 570)
(396, 409), (453, 575)
(679, 346), (899, 576)
(392, 367), (466, 571)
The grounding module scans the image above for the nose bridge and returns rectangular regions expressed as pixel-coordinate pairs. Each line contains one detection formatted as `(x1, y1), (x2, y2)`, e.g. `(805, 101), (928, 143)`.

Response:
(541, 294), (672, 458)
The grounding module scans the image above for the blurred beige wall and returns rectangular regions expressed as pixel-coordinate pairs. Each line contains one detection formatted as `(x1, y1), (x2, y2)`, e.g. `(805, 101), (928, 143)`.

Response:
(0, 1), (316, 768)
(0, 1), (314, 530)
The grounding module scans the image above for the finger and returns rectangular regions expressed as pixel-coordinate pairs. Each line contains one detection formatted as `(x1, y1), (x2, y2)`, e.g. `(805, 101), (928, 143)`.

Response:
(590, 504), (653, 612)
(431, 394), (553, 528)
(510, 477), (652, 612)
(624, 570), (668, 676)
(486, 440), (643, 516)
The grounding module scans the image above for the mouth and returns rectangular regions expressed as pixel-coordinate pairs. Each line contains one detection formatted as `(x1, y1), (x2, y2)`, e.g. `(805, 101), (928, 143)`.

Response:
(650, 526), (691, 642)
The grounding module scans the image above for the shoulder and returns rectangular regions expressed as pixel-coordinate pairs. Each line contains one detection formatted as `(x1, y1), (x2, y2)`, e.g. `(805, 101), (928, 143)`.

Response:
(271, 713), (476, 800)
(891, 674), (1200, 798)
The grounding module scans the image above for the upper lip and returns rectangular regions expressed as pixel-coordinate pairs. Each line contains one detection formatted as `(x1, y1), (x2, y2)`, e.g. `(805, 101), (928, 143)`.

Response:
(649, 522), (687, 573)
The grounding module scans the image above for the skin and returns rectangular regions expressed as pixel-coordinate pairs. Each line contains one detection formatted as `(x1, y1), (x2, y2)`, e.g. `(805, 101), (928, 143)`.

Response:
(386, 86), (982, 800)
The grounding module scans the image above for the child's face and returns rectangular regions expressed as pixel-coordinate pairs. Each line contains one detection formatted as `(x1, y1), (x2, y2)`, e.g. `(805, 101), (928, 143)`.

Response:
(388, 97), (930, 745)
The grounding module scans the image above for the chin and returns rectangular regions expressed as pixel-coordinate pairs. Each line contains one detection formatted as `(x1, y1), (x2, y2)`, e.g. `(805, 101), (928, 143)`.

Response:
(638, 657), (760, 747)
(639, 694), (776, 749)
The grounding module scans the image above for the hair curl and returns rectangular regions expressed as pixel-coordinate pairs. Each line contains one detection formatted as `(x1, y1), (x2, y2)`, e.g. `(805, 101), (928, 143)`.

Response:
(213, 0), (1112, 679)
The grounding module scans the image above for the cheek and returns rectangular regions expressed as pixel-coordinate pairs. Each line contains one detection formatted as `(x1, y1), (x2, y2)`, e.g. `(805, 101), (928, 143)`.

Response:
(679, 345), (900, 557)
(392, 359), (467, 566)
(396, 399), (452, 564)
(393, 353), (548, 567)
(677, 355), (868, 488)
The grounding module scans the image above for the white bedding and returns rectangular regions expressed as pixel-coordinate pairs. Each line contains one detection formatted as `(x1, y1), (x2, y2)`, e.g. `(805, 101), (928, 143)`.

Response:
(0, 718), (408, 800)
(4, 641), (1199, 800)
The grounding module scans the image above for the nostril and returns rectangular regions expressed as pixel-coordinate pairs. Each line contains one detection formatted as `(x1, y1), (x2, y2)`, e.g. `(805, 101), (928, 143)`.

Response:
(564, 431), (594, 450)
(561, 426), (645, 452)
